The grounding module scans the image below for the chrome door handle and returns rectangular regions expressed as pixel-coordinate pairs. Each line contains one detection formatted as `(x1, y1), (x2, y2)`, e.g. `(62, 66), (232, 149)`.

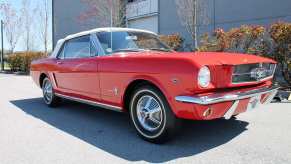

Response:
(56, 61), (63, 65)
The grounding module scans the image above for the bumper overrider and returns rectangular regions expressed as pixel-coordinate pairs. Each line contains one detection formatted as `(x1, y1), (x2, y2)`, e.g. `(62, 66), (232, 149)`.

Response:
(175, 85), (279, 119)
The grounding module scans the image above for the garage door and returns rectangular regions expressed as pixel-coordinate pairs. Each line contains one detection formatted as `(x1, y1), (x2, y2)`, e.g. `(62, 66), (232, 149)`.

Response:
(128, 16), (158, 33)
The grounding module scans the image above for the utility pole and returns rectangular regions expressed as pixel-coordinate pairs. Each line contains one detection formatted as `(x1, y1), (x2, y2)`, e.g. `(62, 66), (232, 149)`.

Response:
(1, 20), (4, 71)
(193, 0), (198, 50)
(213, 0), (216, 31)
(110, 1), (113, 51)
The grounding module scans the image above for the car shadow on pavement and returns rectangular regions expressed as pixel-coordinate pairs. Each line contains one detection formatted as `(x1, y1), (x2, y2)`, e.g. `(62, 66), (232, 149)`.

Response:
(11, 98), (249, 163)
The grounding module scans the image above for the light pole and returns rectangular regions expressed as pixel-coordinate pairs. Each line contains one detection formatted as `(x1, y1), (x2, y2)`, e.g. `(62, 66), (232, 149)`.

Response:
(193, 0), (198, 49)
(1, 20), (4, 71)
(110, 0), (113, 51)
(213, 0), (216, 31)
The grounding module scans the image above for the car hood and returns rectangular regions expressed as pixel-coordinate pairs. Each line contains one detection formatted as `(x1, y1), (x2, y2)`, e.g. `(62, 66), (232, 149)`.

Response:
(117, 51), (276, 66)
(181, 52), (276, 66)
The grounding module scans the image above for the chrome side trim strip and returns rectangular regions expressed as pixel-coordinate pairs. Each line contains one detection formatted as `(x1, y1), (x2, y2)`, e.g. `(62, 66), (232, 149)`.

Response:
(175, 85), (280, 105)
(55, 93), (123, 112)
(223, 100), (240, 119)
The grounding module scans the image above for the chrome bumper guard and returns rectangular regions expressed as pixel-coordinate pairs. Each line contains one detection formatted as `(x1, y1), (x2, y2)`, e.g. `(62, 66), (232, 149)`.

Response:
(175, 85), (279, 119)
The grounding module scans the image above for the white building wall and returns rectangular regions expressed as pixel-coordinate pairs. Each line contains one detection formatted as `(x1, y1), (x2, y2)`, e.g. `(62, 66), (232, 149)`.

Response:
(128, 16), (159, 33)
(126, 0), (158, 19)
(126, 0), (159, 33)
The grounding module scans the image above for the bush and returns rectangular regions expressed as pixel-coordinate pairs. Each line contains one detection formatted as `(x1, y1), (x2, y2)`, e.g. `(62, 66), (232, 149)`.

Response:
(159, 34), (184, 51)
(199, 25), (273, 57)
(199, 22), (291, 85)
(6, 52), (46, 73)
(269, 22), (291, 85)
(6, 54), (22, 72)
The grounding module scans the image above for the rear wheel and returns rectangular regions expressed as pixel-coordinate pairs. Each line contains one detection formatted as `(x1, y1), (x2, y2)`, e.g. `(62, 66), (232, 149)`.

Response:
(42, 77), (60, 107)
(129, 85), (179, 143)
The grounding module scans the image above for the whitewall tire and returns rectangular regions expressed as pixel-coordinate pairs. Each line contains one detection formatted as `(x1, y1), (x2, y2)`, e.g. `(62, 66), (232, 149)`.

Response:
(129, 85), (179, 143)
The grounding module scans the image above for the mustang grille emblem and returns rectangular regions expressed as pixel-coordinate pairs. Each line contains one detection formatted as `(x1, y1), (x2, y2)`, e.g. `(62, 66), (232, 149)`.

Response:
(250, 67), (267, 80)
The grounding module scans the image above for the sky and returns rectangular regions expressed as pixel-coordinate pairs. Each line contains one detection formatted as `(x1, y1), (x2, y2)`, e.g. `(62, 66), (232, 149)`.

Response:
(0, 0), (52, 52)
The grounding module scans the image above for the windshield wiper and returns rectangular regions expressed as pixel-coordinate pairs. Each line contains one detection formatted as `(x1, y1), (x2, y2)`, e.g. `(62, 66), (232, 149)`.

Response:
(113, 48), (145, 53)
(149, 48), (172, 52)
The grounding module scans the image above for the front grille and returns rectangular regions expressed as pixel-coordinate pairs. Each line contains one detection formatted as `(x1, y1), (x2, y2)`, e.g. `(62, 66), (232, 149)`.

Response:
(232, 63), (276, 84)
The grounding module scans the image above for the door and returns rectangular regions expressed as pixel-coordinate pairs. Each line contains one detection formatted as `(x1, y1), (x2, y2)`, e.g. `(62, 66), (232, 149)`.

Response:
(54, 35), (100, 100)
(128, 16), (158, 33)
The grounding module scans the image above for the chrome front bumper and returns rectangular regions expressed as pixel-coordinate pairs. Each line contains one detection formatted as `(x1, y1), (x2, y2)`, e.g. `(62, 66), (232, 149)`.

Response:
(175, 85), (279, 119)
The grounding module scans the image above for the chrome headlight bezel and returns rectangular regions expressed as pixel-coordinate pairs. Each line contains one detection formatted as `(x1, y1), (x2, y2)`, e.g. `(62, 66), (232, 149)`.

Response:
(198, 66), (211, 88)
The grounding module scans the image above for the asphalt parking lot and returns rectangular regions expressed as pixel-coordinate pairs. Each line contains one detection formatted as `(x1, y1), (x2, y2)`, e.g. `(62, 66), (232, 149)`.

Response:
(0, 74), (291, 164)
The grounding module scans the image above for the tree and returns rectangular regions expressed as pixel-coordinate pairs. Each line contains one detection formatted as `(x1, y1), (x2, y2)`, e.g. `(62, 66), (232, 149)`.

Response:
(0, 2), (21, 53)
(37, 0), (51, 54)
(175, 0), (210, 49)
(270, 22), (291, 86)
(79, 0), (126, 27)
(21, 0), (34, 52)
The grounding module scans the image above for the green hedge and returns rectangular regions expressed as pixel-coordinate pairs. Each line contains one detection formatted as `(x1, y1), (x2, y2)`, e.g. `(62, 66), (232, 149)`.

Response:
(7, 52), (46, 73)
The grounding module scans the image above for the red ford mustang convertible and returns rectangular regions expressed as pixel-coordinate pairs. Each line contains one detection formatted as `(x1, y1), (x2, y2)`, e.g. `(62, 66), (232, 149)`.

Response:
(31, 28), (279, 143)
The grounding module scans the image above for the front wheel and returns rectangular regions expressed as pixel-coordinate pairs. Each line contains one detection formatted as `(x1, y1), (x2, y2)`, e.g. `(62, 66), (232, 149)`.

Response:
(129, 85), (179, 143)
(42, 77), (60, 107)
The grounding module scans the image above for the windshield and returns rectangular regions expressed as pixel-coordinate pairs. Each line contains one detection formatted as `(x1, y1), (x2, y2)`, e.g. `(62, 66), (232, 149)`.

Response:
(96, 31), (172, 55)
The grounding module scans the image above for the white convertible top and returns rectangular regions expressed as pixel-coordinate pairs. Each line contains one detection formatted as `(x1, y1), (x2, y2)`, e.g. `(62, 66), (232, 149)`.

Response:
(65, 27), (156, 40)
(50, 27), (157, 58)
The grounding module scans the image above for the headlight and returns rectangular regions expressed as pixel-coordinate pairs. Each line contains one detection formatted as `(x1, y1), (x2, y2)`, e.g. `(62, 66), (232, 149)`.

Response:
(198, 66), (211, 88)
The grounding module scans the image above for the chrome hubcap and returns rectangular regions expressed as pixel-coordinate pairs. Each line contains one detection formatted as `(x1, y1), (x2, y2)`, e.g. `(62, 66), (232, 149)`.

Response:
(43, 79), (53, 104)
(136, 95), (163, 131)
